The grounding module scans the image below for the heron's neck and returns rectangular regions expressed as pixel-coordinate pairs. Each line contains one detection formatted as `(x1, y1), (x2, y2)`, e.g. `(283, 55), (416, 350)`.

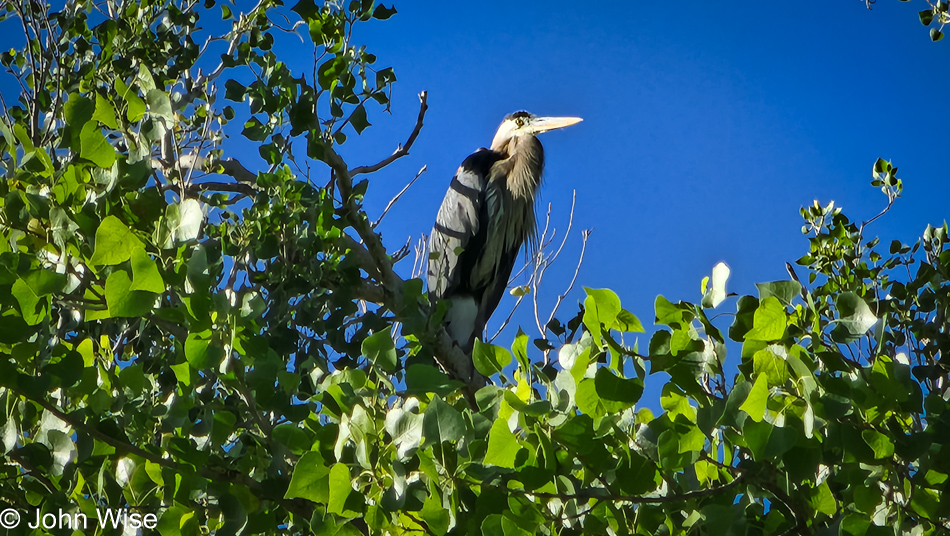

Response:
(500, 135), (544, 200)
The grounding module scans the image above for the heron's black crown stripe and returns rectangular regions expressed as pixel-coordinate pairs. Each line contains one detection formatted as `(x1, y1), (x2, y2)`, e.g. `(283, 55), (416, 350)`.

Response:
(504, 111), (534, 121)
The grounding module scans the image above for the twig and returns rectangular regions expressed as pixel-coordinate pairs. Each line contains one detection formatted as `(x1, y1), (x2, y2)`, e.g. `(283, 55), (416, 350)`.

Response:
(373, 165), (427, 229)
(490, 293), (526, 343)
(533, 191), (579, 336)
(464, 472), (745, 505)
(348, 91), (428, 177)
(543, 229), (591, 364)
(411, 234), (428, 280)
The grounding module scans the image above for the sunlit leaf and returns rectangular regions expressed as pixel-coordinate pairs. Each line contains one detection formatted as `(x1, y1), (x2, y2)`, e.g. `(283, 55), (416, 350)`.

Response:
(91, 216), (145, 266)
(483, 419), (519, 468)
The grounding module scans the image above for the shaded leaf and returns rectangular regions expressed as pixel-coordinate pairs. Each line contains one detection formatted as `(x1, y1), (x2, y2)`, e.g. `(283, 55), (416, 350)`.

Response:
(362, 326), (397, 372)
(105, 271), (154, 317)
(422, 396), (464, 446)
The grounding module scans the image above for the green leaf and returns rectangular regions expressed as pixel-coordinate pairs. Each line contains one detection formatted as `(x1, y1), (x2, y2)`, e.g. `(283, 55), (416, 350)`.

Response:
(157, 506), (200, 536)
(129, 247), (164, 293)
(185, 333), (224, 370)
(105, 271), (155, 317)
(64, 93), (94, 130)
(832, 292), (876, 341)
(13, 121), (34, 153)
(742, 419), (797, 461)
(575, 378), (604, 418)
(12, 278), (44, 325)
(931, 28), (944, 41)
(655, 294), (690, 327)
(285, 451), (331, 502)
(362, 326), (397, 372)
(744, 296), (786, 341)
(616, 451), (659, 495)
(808, 482), (836, 516)
(405, 365), (463, 397)
(242, 117), (268, 141)
(613, 309), (645, 332)
(115, 77), (146, 122)
(146, 89), (173, 122)
(861, 429), (894, 459)
(373, 4), (397, 19)
(920, 9), (935, 26)
(420, 492), (450, 536)
(755, 280), (802, 307)
(350, 104), (370, 134)
(739, 374), (769, 421)
(292, 0), (321, 21)
(79, 122), (117, 168)
(840, 514), (870, 536)
(422, 396), (464, 446)
(272, 423), (311, 454)
(752, 348), (789, 387)
(91, 216), (145, 266)
(328, 462), (359, 516)
(593, 368), (642, 409)
(483, 419), (520, 468)
(217, 494), (247, 536)
(224, 79), (246, 102)
(501, 512), (534, 536)
(584, 287), (622, 342)
(384, 407), (423, 459)
(473, 339), (512, 376)
(22, 269), (67, 297)
(511, 329), (530, 373)
(92, 93), (118, 129)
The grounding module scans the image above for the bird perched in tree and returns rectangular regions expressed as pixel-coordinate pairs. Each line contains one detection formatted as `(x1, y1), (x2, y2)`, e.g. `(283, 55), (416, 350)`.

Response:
(428, 111), (582, 378)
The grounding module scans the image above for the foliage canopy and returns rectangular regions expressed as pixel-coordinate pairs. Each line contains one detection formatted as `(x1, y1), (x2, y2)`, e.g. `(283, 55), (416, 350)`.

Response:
(0, 1), (948, 535)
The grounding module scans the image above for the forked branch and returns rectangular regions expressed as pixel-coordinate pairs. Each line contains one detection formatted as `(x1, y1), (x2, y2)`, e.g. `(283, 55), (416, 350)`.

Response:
(348, 91), (428, 177)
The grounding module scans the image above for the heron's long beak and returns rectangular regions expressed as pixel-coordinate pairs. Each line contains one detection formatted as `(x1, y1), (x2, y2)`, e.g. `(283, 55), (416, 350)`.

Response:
(526, 116), (583, 135)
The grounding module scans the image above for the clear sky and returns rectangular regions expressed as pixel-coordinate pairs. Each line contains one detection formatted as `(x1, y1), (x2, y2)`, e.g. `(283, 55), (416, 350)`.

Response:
(340, 1), (950, 377)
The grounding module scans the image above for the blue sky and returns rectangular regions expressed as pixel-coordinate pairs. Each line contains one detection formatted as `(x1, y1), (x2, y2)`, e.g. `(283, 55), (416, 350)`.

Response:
(340, 2), (950, 373)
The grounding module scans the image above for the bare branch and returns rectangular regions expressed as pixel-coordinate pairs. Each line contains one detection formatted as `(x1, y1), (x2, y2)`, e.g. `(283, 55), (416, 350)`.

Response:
(348, 91), (428, 177)
(173, 16), (248, 112)
(533, 192), (579, 336)
(411, 234), (428, 280)
(155, 153), (257, 184)
(373, 165), (427, 229)
(392, 236), (414, 264)
(543, 230), (590, 364)
(489, 293), (526, 343)
(339, 234), (381, 280)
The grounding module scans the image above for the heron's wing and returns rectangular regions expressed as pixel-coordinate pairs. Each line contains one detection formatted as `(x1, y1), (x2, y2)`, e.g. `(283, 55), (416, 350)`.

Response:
(428, 149), (501, 299)
(475, 180), (525, 328)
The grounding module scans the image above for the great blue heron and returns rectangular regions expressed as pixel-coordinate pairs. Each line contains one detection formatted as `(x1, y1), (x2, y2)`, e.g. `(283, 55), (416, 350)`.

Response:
(428, 111), (582, 370)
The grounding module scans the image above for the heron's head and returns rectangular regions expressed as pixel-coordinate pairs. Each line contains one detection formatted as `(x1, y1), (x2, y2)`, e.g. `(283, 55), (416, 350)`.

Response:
(489, 111), (582, 151)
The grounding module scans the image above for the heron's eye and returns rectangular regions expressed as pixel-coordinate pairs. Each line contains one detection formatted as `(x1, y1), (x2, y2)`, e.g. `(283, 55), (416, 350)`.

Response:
(515, 118), (525, 127)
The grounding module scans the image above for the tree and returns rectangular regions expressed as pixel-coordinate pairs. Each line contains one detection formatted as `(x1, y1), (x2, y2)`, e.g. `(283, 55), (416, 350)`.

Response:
(0, 1), (948, 535)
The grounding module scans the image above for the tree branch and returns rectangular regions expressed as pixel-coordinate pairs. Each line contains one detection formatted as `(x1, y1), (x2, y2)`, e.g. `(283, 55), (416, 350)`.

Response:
(373, 165), (427, 229)
(348, 91), (428, 177)
(467, 473), (745, 505)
